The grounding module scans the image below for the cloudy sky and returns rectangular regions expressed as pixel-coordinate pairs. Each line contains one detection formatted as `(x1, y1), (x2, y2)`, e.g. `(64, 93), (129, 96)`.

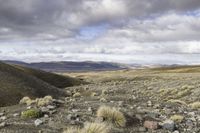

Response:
(0, 0), (200, 64)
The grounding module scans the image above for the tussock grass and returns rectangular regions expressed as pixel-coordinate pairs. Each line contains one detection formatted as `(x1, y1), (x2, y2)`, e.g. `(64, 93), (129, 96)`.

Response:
(36, 95), (53, 107)
(167, 99), (187, 105)
(63, 127), (81, 133)
(63, 123), (109, 133)
(97, 106), (126, 127)
(190, 102), (200, 109)
(83, 122), (110, 133)
(73, 92), (81, 98)
(170, 115), (184, 123)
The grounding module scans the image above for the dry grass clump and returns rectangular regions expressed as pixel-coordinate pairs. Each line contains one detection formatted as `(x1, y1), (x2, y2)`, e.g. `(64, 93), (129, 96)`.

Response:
(83, 122), (110, 133)
(90, 92), (98, 97)
(167, 99), (187, 105)
(63, 127), (81, 133)
(63, 123), (109, 133)
(170, 115), (184, 123)
(19, 96), (53, 107)
(189, 102), (200, 109)
(19, 96), (35, 106)
(96, 106), (126, 127)
(35, 95), (53, 107)
(73, 92), (81, 98)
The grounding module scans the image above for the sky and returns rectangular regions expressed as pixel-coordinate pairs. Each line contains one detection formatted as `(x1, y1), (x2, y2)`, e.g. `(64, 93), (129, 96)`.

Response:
(0, 0), (200, 64)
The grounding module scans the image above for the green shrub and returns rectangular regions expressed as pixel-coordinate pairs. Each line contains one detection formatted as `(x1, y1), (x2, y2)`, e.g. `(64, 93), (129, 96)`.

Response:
(21, 109), (42, 119)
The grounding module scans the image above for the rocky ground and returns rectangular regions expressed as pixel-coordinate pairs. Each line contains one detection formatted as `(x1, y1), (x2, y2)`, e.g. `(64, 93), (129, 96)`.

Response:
(0, 68), (200, 133)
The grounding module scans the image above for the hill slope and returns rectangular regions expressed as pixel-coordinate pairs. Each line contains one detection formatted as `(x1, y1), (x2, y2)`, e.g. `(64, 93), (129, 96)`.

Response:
(3, 60), (129, 72)
(0, 62), (83, 107)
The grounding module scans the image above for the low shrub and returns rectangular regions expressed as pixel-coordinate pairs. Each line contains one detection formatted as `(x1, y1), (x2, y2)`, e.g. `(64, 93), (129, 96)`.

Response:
(21, 109), (42, 119)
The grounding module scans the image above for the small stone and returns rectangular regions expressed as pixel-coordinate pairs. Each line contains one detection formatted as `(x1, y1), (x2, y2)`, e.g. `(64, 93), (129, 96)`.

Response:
(40, 107), (49, 113)
(27, 106), (32, 109)
(143, 120), (159, 130)
(95, 117), (104, 123)
(34, 119), (43, 127)
(118, 101), (124, 106)
(147, 101), (152, 107)
(173, 131), (179, 133)
(88, 107), (92, 112)
(13, 113), (19, 117)
(0, 116), (7, 120)
(146, 111), (160, 119)
(162, 119), (175, 131)
(0, 113), (4, 117)
(0, 122), (6, 128)
(138, 127), (147, 132)
(49, 110), (57, 115)
(47, 105), (56, 110)
(44, 114), (49, 118)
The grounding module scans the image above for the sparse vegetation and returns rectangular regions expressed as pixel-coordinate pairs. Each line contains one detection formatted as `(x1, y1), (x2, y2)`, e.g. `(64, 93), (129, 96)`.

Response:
(96, 106), (126, 127)
(63, 127), (81, 133)
(167, 99), (187, 105)
(170, 115), (184, 123)
(83, 122), (110, 133)
(21, 109), (42, 119)
(73, 92), (81, 98)
(63, 123), (109, 133)
(190, 102), (200, 109)
(19, 97), (34, 106)
(36, 96), (53, 107)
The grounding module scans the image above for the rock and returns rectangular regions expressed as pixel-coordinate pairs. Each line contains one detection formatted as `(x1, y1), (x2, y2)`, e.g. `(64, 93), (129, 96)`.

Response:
(0, 113), (4, 117)
(34, 119), (43, 127)
(13, 113), (19, 117)
(162, 119), (175, 131)
(147, 101), (152, 107)
(49, 110), (57, 115)
(47, 105), (56, 110)
(40, 107), (49, 113)
(135, 114), (143, 121)
(118, 101), (124, 106)
(146, 111), (160, 119)
(44, 114), (49, 118)
(173, 131), (179, 133)
(0, 116), (7, 120)
(27, 106), (32, 109)
(143, 120), (159, 130)
(67, 114), (76, 121)
(95, 117), (104, 123)
(52, 99), (65, 105)
(0, 122), (6, 128)
(88, 107), (92, 112)
(138, 127), (147, 132)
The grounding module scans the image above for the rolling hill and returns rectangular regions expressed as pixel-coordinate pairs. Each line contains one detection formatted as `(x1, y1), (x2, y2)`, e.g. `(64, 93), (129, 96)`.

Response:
(3, 60), (129, 72)
(0, 62), (84, 107)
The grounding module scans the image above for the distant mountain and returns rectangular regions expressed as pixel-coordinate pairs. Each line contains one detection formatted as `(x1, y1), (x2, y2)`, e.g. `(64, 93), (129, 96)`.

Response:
(0, 62), (84, 107)
(3, 60), (129, 72)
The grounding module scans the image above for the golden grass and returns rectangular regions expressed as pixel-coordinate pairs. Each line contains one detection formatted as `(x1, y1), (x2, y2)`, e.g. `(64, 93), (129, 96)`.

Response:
(190, 102), (200, 109)
(63, 123), (110, 133)
(63, 127), (81, 133)
(83, 122), (110, 133)
(170, 115), (184, 123)
(96, 106), (126, 127)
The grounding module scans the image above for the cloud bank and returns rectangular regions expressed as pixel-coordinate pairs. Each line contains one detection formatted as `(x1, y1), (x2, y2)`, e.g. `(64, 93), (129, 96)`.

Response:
(0, 0), (200, 64)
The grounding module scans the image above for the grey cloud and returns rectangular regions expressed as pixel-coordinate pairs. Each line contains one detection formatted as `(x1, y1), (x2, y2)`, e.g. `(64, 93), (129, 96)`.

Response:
(0, 0), (200, 41)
